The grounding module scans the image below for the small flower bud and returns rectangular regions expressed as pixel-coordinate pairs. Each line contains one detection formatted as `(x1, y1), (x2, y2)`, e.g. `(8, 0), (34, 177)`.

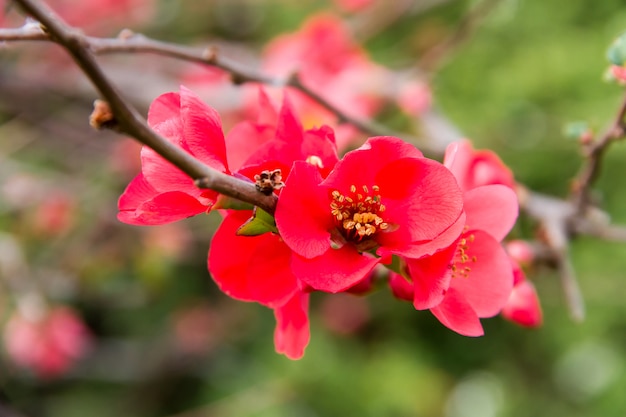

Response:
(89, 99), (117, 131)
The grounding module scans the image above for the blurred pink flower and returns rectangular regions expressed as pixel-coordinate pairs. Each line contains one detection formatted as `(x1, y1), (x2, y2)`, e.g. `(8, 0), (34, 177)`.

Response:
(444, 140), (516, 192)
(31, 191), (76, 237)
(396, 80), (433, 117)
(4, 306), (90, 378)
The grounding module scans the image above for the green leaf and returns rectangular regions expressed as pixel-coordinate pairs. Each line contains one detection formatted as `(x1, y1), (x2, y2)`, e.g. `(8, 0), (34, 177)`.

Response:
(562, 121), (591, 140)
(236, 207), (278, 236)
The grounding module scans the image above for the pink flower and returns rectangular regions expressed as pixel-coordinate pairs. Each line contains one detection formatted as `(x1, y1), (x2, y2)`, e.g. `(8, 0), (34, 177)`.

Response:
(261, 14), (387, 148)
(610, 65), (626, 83)
(276, 136), (464, 293)
(3, 307), (90, 378)
(444, 140), (516, 192)
(391, 184), (518, 336)
(118, 86), (228, 225)
(390, 140), (519, 336)
(501, 245), (543, 327)
(396, 80), (432, 117)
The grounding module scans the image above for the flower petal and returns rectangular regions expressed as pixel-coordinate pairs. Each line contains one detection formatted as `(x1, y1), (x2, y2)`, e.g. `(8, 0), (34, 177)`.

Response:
(274, 292), (310, 360)
(463, 185), (518, 242)
(275, 161), (334, 258)
(376, 157), (463, 243)
(378, 212), (466, 259)
(501, 279), (543, 327)
(406, 242), (457, 310)
(208, 211), (298, 308)
(292, 246), (381, 293)
(430, 287), (484, 337)
(180, 86), (228, 172)
(449, 230), (514, 318)
(322, 136), (423, 191)
(119, 191), (208, 225)
(147, 92), (181, 127)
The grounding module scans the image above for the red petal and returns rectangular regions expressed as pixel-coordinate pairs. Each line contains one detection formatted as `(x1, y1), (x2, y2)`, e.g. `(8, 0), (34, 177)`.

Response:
(292, 246), (381, 293)
(226, 121), (275, 171)
(430, 287), (484, 336)
(449, 230), (514, 318)
(275, 93), (304, 144)
(389, 272), (413, 302)
(501, 280), (543, 327)
(406, 242), (457, 310)
(378, 212), (466, 259)
(208, 211), (298, 308)
(147, 92), (181, 128)
(322, 136), (423, 191)
(275, 162), (334, 258)
(444, 141), (515, 191)
(118, 173), (158, 212)
(179, 86), (228, 172)
(141, 145), (200, 196)
(274, 292), (310, 360)
(375, 157), (463, 242)
(118, 191), (208, 225)
(463, 185), (518, 242)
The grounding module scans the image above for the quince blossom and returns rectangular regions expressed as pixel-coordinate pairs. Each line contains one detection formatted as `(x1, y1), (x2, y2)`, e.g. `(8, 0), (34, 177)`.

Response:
(390, 141), (519, 336)
(118, 86), (228, 225)
(276, 136), (464, 293)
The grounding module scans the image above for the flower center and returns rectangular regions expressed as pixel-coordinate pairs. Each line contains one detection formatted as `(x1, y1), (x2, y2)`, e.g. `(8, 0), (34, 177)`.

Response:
(451, 232), (478, 279)
(330, 184), (388, 243)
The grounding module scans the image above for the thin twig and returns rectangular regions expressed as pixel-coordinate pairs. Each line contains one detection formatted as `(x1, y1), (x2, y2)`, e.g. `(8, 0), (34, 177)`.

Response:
(9, 0), (278, 215)
(419, 0), (501, 76)
(571, 88), (626, 214)
(0, 22), (424, 150)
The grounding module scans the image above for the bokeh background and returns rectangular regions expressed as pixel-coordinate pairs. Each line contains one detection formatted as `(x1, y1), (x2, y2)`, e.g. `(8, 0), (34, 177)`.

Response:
(1, 0), (626, 416)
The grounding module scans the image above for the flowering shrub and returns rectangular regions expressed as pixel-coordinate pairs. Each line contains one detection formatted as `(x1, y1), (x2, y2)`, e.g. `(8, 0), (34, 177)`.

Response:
(119, 88), (521, 358)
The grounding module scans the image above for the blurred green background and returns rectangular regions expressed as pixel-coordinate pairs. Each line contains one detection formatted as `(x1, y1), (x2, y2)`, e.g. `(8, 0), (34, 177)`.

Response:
(1, 0), (626, 416)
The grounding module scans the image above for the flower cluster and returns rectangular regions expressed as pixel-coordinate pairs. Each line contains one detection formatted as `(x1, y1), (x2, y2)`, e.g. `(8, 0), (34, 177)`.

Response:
(119, 87), (538, 359)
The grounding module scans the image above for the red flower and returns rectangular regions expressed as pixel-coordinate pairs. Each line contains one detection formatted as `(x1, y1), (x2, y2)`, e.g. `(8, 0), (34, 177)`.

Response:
(501, 246), (543, 327)
(276, 136), (464, 293)
(390, 140), (519, 336)
(444, 140), (516, 192)
(118, 86), (228, 225)
(208, 92), (337, 359)
(427, 185), (517, 336)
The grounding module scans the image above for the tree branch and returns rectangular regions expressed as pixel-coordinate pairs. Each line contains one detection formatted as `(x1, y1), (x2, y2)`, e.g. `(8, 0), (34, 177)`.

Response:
(571, 88), (626, 214)
(9, 0), (278, 215)
(0, 21), (424, 152)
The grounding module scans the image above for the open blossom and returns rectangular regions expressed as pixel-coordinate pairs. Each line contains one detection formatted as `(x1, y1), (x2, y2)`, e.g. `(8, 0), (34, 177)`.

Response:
(118, 86), (228, 225)
(3, 307), (91, 378)
(444, 140), (516, 192)
(208, 92), (338, 359)
(276, 136), (464, 293)
(390, 141), (519, 336)
(502, 240), (543, 327)
(261, 14), (387, 149)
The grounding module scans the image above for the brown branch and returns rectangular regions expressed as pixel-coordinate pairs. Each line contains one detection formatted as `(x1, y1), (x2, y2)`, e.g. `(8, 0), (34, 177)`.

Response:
(571, 88), (626, 214)
(0, 21), (425, 151)
(419, 0), (501, 76)
(9, 0), (278, 215)
(5, 0), (626, 322)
